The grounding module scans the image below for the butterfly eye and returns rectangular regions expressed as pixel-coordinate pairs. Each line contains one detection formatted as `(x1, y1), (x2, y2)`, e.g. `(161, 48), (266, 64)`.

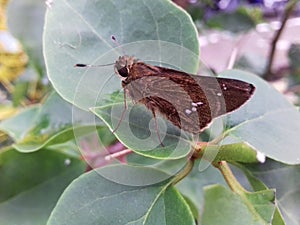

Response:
(118, 66), (129, 77)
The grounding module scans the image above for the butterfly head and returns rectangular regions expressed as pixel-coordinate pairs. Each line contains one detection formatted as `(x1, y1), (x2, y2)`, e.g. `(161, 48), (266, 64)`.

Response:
(114, 55), (137, 79)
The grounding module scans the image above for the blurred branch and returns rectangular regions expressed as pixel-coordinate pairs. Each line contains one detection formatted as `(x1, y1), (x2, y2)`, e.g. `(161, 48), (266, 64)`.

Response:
(263, 0), (298, 80)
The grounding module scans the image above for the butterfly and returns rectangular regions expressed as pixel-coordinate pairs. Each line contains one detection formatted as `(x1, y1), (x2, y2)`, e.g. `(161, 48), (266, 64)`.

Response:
(76, 55), (255, 145)
(113, 55), (255, 135)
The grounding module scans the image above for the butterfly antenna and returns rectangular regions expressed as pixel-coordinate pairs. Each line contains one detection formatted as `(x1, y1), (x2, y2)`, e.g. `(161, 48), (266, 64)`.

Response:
(111, 35), (126, 55)
(74, 62), (115, 68)
(74, 35), (124, 68)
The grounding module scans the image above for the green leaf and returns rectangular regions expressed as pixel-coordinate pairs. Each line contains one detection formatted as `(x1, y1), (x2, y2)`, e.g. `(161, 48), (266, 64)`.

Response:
(176, 161), (226, 212)
(182, 195), (200, 221)
(245, 190), (276, 222)
(0, 148), (86, 225)
(272, 208), (286, 225)
(233, 163), (269, 192)
(235, 163), (286, 225)
(0, 92), (101, 152)
(47, 165), (195, 225)
(206, 9), (256, 33)
(244, 160), (300, 225)
(126, 153), (192, 180)
(91, 102), (192, 159)
(201, 185), (275, 225)
(0, 106), (39, 141)
(43, 0), (199, 110)
(219, 70), (300, 165)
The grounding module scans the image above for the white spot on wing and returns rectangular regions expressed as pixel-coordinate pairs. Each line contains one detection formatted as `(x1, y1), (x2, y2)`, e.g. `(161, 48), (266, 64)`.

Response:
(217, 92), (222, 96)
(192, 107), (197, 112)
(222, 83), (227, 90)
(185, 109), (192, 115)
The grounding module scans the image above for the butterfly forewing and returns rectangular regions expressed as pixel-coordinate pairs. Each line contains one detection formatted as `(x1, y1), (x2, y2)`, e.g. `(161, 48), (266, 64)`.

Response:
(122, 62), (255, 133)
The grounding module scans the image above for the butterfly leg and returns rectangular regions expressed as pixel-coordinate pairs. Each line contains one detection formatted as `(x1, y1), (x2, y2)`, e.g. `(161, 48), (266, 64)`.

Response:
(112, 90), (128, 133)
(147, 104), (164, 147)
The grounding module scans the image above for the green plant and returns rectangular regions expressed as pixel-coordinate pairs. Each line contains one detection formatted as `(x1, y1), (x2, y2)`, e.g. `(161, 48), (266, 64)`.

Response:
(1, 0), (300, 225)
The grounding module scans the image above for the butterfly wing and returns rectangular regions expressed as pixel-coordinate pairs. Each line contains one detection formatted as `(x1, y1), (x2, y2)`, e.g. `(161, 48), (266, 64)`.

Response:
(123, 63), (255, 133)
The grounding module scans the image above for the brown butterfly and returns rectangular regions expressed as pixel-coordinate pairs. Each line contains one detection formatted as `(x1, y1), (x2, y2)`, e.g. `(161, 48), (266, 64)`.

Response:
(114, 55), (254, 133)
(77, 55), (255, 144)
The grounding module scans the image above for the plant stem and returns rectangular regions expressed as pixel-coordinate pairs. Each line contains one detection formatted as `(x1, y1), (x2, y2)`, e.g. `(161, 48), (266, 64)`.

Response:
(172, 159), (194, 185)
(263, 0), (297, 80)
(214, 161), (247, 194)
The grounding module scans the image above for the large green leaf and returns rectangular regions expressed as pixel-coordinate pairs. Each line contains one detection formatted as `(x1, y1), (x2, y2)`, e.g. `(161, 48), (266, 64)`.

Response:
(218, 70), (300, 165)
(201, 185), (275, 225)
(43, 0), (199, 110)
(0, 148), (86, 225)
(47, 165), (195, 225)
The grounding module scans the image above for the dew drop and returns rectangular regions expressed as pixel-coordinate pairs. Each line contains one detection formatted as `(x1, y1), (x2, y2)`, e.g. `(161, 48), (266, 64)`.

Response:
(256, 151), (266, 163)
(64, 158), (71, 166)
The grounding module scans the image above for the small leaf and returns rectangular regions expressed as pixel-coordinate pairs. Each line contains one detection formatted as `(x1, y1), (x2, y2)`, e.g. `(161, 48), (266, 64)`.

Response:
(244, 160), (300, 225)
(47, 165), (195, 225)
(0, 148), (85, 225)
(0, 106), (39, 141)
(245, 190), (276, 222)
(201, 185), (275, 225)
(230, 163), (286, 225)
